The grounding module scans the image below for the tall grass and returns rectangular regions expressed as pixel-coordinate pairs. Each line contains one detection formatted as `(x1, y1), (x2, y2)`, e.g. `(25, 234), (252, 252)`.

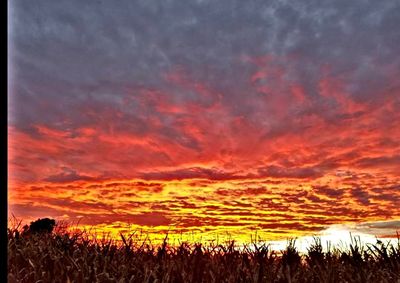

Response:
(7, 222), (400, 283)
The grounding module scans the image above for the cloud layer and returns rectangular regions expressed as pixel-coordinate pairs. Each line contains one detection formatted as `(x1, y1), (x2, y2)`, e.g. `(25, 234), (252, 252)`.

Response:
(8, 0), (400, 240)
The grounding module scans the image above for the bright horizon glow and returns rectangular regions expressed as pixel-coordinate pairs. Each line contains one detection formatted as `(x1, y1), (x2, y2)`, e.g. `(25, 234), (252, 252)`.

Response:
(270, 225), (399, 253)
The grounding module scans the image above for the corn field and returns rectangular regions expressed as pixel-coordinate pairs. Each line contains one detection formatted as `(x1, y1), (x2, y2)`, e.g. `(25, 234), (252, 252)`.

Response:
(7, 223), (400, 283)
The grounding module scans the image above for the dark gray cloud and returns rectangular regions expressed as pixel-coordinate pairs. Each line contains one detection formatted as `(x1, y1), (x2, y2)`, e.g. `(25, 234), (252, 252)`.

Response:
(9, 0), (400, 128)
(140, 164), (327, 181)
(350, 187), (371, 205)
(355, 155), (400, 169)
(352, 220), (400, 237)
(313, 185), (345, 198)
(257, 165), (324, 179)
(140, 166), (244, 181)
(43, 167), (95, 183)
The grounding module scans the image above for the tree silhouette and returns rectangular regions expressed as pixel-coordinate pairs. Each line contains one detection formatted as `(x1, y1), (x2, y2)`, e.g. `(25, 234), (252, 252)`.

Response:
(27, 218), (56, 234)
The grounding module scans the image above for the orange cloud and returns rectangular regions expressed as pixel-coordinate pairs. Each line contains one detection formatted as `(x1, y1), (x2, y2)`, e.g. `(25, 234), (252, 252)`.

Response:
(8, 56), (400, 243)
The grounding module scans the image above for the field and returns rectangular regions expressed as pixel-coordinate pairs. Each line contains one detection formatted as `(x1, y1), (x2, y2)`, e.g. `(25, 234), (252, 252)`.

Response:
(7, 220), (400, 283)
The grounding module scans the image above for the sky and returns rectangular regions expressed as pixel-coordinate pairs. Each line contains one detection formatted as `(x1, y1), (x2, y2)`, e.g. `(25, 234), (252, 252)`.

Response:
(8, 0), (400, 244)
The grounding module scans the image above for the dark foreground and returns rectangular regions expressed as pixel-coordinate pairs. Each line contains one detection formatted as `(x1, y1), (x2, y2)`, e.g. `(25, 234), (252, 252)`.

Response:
(8, 227), (400, 283)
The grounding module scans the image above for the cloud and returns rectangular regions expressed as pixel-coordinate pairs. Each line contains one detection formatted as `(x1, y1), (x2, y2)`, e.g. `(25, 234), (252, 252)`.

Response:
(139, 163), (330, 181)
(355, 155), (400, 169)
(257, 165), (324, 179)
(9, 175), (400, 240)
(8, 0), (400, 240)
(334, 219), (400, 239)
(43, 167), (94, 183)
(313, 185), (345, 198)
(127, 212), (172, 227)
(215, 187), (268, 197)
(139, 167), (244, 181)
(350, 187), (371, 205)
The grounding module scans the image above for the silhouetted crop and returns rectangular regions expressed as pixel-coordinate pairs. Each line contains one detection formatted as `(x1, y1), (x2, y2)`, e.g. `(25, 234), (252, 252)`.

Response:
(7, 219), (400, 283)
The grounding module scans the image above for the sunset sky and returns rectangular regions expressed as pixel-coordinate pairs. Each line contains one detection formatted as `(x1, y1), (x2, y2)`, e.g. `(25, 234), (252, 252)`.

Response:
(8, 0), (400, 244)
